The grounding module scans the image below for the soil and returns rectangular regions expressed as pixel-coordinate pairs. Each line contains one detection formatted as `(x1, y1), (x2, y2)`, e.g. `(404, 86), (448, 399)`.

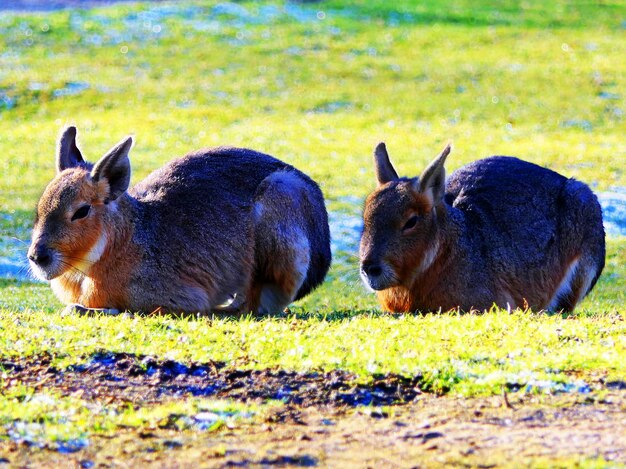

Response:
(1, 353), (626, 467)
(1, 352), (424, 411)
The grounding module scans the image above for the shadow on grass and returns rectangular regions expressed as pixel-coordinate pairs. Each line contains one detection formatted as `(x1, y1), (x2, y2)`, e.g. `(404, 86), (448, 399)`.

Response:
(60, 302), (609, 322)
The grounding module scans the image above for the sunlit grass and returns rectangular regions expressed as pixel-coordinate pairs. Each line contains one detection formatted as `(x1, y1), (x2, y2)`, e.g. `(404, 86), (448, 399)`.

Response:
(1, 237), (625, 396)
(0, 1), (624, 215)
(0, 385), (265, 450)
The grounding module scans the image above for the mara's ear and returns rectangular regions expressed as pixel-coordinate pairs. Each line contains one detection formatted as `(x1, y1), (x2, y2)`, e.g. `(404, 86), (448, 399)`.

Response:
(56, 126), (85, 173)
(415, 142), (451, 205)
(374, 142), (399, 186)
(90, 136), (133, 201)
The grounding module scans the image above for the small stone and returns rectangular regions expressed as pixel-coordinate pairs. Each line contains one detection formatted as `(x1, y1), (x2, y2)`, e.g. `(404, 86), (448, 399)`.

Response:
(163, 440), (183, 449)
(422, 432), (444, 441)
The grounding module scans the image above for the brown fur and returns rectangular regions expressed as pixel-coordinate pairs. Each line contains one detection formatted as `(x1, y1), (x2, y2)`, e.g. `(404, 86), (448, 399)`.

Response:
(360, 142), (605, 313)
(29, 127), (331, 315)
(43, 180), (140, 309)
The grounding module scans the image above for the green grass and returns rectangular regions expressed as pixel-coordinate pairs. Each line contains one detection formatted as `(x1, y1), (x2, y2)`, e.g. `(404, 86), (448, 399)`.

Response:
(1, 275), (625, 396)
(0, 385), (265, 450)
(0, 0), (625, 460)
(0, 0), (624, 212)
(1, 237), (624, 397)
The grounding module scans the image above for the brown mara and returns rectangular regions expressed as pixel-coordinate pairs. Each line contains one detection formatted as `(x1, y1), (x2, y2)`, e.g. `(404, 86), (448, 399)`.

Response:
(27, 126), (331, 315)
(359, 142), (605, 313)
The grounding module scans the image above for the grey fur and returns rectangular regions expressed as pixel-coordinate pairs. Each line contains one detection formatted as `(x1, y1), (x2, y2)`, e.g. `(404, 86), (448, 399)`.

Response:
(120, 146), (331, 313)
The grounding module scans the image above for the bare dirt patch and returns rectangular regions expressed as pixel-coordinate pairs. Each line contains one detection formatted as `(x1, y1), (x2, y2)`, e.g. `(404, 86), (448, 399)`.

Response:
(0, 352), (423, 413)
(1, 353), (626, 467)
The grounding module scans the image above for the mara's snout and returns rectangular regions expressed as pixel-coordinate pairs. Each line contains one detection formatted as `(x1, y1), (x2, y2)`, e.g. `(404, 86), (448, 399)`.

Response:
(359, 258), (398, 291)
(360, 141), (605, 314)
(27, 240), (57, 280)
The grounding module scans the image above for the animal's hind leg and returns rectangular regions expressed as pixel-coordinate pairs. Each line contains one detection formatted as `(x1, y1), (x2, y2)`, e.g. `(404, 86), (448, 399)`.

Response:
(252, 171), (312, 315)
(551, 179), (606, 312)
(254, 226), (311, 315)
(549, 257), (598, 312)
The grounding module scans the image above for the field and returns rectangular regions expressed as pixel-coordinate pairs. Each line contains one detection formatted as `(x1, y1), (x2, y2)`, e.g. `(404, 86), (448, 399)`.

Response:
(0, 0), (625, 467)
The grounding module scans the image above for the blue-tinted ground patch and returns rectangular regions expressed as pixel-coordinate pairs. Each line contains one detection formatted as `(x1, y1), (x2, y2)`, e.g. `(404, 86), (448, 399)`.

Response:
(0, 1), (342, 47)
(0, 1), (346, 112)
(598, 188), (626, 237)
(0, 210), (36, 282)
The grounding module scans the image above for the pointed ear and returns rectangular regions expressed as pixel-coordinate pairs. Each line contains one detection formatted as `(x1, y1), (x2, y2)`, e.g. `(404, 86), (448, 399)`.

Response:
(415, 142), (451, 205)
(56, 126), (85, 173)
(374, 142), (399, 186)
(91, 136), (133, 201)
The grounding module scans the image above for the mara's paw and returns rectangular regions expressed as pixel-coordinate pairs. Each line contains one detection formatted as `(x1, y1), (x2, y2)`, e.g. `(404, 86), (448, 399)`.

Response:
(62, 303), (121, 316)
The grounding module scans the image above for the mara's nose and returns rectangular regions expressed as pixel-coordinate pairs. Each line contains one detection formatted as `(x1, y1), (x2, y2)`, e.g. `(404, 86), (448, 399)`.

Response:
(361, 261), (383, 278)
(28, 244), (52, 268)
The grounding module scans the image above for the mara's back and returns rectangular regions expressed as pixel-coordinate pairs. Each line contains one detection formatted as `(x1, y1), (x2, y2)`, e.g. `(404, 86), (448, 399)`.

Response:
(446, 157), (566, 266)
(131, 147), (291, 242)
(132, 147), (290, 208)
(446, 156), (605, 309)
(126, 147), (324, 311)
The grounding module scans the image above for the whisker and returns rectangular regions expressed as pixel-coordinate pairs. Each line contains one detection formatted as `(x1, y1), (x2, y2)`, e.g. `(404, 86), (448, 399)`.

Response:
(18, 262), (38, 281)
(63, 256), (96, 266)
(59, 260), (89, 277)
(20, 265), (39, 281)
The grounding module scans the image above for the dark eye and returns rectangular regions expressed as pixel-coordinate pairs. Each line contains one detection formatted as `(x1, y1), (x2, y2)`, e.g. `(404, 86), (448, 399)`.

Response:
(402, 215), (419, 231)
(71, 205), (91, 221)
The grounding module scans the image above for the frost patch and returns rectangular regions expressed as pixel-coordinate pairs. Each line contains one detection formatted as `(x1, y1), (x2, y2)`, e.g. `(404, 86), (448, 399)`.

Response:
(524, 379), (591, 394)
(0, 223), (34, 281)
(307, 100), (354, 114)
(561, 119), (593, 131)
(0, 256), (32, 280)
(0, 91), (16, 110)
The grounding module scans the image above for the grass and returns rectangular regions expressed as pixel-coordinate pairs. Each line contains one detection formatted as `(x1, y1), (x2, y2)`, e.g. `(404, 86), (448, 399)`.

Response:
(0, 0), (624, 212)
(1, 237), (624, 397)
(0, 385), (264, 450)
(1, 277), (625, 396)
(0, 0), (625, 463)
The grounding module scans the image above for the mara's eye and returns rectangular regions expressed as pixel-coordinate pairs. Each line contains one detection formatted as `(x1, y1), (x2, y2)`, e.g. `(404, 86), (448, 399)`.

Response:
(402, 215), (419, 232)
(71, 205), (91, 221)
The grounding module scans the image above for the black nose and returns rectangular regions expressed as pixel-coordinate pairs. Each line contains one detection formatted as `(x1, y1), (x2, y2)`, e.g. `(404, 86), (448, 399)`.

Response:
(28, 244), (52, 268)
(362, 262), (383, 278)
